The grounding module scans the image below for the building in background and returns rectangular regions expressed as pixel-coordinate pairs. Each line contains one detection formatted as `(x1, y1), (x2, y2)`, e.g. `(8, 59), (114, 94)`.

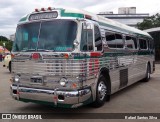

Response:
(10, 34), (15, 41)
(144, 27), (160, 61)
(98, 7), (149, 27)
(118, 7), (136, 14)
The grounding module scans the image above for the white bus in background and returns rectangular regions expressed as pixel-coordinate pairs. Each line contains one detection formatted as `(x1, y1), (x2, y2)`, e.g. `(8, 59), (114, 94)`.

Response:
(10, 7), (155, 108)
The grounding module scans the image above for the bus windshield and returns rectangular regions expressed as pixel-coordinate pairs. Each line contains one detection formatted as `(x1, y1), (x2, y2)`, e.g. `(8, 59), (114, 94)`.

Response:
(12, 20), (77, 52)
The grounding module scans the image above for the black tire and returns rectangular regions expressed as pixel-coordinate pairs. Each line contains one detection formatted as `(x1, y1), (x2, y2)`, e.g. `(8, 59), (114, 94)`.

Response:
(91, 75), (108, 108)
(9, 61), (11, 73)
(143, 64), (150, 82)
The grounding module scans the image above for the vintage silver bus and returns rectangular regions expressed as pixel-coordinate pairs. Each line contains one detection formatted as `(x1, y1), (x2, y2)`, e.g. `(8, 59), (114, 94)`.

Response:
(10, 7), (155, 108)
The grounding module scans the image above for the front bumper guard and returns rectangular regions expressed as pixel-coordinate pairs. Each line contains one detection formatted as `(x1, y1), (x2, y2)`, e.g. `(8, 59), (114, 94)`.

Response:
(10, 85), (92, 108)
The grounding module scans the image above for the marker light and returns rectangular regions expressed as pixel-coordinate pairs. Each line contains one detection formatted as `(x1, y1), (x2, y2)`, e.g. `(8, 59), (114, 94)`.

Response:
(41, 8), (45, 11)
(32, 53), (40, 60)
(35, 8), (39, 12)
(63, 54), (69, 59)
(85, 15), (92, 20)
(48, 7), (52, 11)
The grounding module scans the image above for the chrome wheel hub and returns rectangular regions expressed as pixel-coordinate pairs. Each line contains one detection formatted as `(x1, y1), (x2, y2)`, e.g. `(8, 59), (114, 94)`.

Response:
(98, 81), (107, 101)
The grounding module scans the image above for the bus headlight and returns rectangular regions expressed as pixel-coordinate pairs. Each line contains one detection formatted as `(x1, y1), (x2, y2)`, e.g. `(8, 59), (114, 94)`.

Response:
(14, 75), (20, 82)
(59, 78), (68, 87)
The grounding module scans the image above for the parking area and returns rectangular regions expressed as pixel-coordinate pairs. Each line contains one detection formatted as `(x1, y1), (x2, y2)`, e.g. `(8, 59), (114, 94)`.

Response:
(0, 62), (160, 120)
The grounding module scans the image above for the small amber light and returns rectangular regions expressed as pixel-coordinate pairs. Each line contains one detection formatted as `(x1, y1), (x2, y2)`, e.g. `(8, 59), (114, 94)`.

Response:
(72, 83), (77, 88)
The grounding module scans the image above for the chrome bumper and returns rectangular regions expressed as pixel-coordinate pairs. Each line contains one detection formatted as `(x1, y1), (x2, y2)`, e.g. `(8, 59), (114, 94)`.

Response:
(10, 85), (92, 108)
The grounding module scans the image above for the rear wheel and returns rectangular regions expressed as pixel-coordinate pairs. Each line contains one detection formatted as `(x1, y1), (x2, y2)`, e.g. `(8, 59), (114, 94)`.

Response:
(143, 64), (150, 82)
(92, 75), (108, 108)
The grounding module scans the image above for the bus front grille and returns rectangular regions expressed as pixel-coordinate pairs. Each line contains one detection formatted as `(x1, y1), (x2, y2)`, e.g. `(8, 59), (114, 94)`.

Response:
(12, 59), (85, 76)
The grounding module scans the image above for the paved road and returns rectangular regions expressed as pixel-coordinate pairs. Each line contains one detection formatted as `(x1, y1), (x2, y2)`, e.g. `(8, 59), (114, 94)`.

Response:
(0, 62), (160, 121)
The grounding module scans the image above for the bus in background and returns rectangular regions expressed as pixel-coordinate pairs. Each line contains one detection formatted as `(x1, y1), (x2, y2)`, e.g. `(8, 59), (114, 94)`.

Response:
(10, 7), (155, 108)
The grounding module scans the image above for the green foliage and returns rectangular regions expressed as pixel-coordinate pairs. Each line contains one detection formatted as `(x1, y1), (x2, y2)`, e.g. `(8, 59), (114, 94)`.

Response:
(6, 41), (13, 51)
(0, 36), (13, 51)
(0, 36), (9, 41)
(137, 13), (160, 30)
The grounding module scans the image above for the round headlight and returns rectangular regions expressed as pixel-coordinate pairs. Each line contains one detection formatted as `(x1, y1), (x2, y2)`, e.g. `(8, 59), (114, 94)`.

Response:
(14, 76), (20, 82)
(59, 78), (67, 87)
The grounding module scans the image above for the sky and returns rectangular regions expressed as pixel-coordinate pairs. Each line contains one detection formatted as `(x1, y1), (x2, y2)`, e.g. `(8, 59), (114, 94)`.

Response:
(0, 0), (160, 38)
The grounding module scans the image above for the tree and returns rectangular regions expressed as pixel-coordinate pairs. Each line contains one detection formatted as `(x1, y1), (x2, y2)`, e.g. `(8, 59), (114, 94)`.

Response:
(137, 13), (160, 30)
(138, 13), (160, 61)
(0, 36), (9, 42)
(0, 36), (13, 51)
(5, 41), (13, 51)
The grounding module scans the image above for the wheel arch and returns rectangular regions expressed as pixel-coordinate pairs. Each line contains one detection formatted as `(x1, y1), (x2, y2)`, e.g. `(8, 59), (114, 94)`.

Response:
(91, 67), (111, 107)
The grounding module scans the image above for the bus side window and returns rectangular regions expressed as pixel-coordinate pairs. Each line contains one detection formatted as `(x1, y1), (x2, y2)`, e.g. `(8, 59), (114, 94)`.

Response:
(139, 39), (147, 50)
(148, 39), (152, 49)
(105, 32), (116, 48)
(80, 28), (93, 51)
(126, 36), (136, 49)
(149, 39), (154, 51)
(126, 36), (132, 49)
(132, 37), (137, 49)
(94, 26), (102, 51)
(115, 34), (124, 48)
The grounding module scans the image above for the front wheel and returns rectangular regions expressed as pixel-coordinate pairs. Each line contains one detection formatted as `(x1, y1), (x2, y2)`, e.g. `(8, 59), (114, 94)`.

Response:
(91, 75), (108, 108)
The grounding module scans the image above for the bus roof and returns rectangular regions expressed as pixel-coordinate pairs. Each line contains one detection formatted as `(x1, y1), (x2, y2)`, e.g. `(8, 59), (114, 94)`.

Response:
(18, 7), (152, 39)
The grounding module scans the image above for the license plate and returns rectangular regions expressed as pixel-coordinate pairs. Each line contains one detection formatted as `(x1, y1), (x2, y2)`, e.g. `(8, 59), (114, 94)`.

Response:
(30, 76), (43, 84)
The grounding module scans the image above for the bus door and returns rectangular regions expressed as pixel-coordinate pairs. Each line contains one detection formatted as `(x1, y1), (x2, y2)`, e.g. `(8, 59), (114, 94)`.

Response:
(80, 22), (94, 79)
(80, 22), (94, 52)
